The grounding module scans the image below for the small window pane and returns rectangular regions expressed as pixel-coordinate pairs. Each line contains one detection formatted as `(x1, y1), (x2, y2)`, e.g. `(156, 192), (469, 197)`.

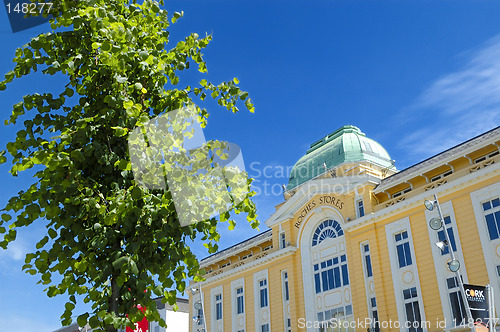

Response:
(315, 273), (321, 293)
(365, 255), (373, 277)
(493, 198), (500, 208)
(486, 213), (499, 240)
(345, 304), (353, 315)
(341, 264), (349, 286)
(397, 244), (406, 268)
(446, 277), (456, 289)
(404, 243), (413, 266)
(328, 269), (335, 290)
(334, 267), (341, 288)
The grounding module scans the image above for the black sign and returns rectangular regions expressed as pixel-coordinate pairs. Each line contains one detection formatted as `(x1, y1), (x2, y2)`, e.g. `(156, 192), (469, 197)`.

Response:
(463, 284), (489, 327)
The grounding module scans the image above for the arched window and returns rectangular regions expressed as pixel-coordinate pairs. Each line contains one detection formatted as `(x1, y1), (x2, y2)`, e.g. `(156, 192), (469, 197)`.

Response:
(312, 219), (344, 246)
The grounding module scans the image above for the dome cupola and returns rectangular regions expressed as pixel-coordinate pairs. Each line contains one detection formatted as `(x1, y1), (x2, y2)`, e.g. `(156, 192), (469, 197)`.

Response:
(286, 125), (394, 190)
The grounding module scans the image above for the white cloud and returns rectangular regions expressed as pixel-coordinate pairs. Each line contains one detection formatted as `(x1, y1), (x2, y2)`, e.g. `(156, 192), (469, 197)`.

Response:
(398, 35), (500, 160)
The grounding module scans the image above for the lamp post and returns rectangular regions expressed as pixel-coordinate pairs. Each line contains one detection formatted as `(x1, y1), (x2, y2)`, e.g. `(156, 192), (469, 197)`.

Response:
(191, 286), (207, 332)
(425, 194), (475, 331)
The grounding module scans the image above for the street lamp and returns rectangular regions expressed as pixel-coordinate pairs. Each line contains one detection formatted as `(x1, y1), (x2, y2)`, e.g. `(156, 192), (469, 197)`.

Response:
(191, 286), (207, 332)
(425, 194), (474, 329)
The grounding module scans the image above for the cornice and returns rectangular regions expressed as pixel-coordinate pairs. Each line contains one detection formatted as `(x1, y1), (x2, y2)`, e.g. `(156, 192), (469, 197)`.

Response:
(375, 127), (500, 193)
(195, 246), (298, 286)
(344, 162), (500, 232)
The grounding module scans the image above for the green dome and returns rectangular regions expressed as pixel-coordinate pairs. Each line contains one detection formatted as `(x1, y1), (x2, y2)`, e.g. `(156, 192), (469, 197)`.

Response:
(286, 125), (393, 190)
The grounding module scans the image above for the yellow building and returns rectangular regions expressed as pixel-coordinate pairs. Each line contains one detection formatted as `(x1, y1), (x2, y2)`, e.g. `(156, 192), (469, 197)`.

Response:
(189, 125), (500, 332)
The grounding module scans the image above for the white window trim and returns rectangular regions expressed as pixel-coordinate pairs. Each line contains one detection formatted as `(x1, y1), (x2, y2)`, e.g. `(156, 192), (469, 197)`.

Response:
(231, 278), (245, 332)
(360, 240), (378, 329)
(425, 201), (468, 327)
(356, 197), (365, 218)
(253, 269), (270, 332)
(210, 285), (223, 332)
(385, 217), (427, 331)
(470, 182), (500, 316)
(280, 232), (287, 249)
(281, 270), (291, 332)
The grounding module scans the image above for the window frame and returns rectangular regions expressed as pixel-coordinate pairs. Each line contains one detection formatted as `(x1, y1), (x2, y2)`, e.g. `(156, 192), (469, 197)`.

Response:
(280, 232), (286, 249)
(395, 231), (413, 268)
(215, 293), (223, 321)
(236, 286), (244, 315)
(356, 198), (365, 218)
(259, 279), (269, 308)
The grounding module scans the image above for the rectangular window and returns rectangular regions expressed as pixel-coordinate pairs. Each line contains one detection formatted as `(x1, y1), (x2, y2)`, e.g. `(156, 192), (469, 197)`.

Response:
(313, 254), (349, 293)
(280, 232), (286, 249)
(483, 198), (500, 240)
(220, 261), (231, 268)
(259, 279), (269, 308)
(241, 252), (253, 260)
(446, 277), (466, 326)
(215, 294), (223, 320)
(283, 271), (289, 301)
(437, 216), (457, 255)
(403, 287), (423, 332)
(370, 297), (380, 332)
(474, 150), (499, 163)
(261, 324), (270, 332)
(357, 199), (365, 217)
(395, 231), (412, 268)
(363, 244), (373, 277)
(236, 287), (244, 314)
(430, 170), (453, 182)
(393, 187), (411, 198)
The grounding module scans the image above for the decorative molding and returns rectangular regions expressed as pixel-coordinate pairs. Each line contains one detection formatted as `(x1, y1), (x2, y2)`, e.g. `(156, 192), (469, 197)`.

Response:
(375, 127), (500, 191)
(344, 163), (500, 232)
(200, 230), (273, 267)
(199, 246), (297, 286)
(385, 217), (427, 331)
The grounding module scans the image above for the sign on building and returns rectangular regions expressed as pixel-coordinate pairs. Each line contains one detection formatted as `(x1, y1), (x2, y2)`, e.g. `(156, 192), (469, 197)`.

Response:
(463, 284), (489, 329)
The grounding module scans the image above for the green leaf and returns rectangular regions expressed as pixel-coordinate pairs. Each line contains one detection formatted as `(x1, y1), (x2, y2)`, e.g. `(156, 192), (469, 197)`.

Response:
(48, 228), (57, 239)
(36, 236), (48, 249)
(101, 41), (111, 52)
(1, 213), (12, 222)
(112, 256), (127, 270)
(77, 313), (89, 327)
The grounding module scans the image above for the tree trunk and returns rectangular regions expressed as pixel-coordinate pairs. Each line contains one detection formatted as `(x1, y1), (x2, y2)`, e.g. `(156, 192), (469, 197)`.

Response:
(106, 275), (119, 332)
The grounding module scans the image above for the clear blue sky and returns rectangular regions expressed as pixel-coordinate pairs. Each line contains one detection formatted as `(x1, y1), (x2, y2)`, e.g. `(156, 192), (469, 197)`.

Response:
(1, 1), (500, 331)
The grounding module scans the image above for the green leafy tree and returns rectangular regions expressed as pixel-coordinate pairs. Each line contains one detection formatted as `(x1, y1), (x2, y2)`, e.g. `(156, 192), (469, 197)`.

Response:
(0, 0), (258, 331)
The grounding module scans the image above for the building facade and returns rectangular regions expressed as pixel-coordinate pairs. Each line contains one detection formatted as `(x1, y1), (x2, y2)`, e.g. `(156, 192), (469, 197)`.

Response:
(189, 125), (500, 332)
